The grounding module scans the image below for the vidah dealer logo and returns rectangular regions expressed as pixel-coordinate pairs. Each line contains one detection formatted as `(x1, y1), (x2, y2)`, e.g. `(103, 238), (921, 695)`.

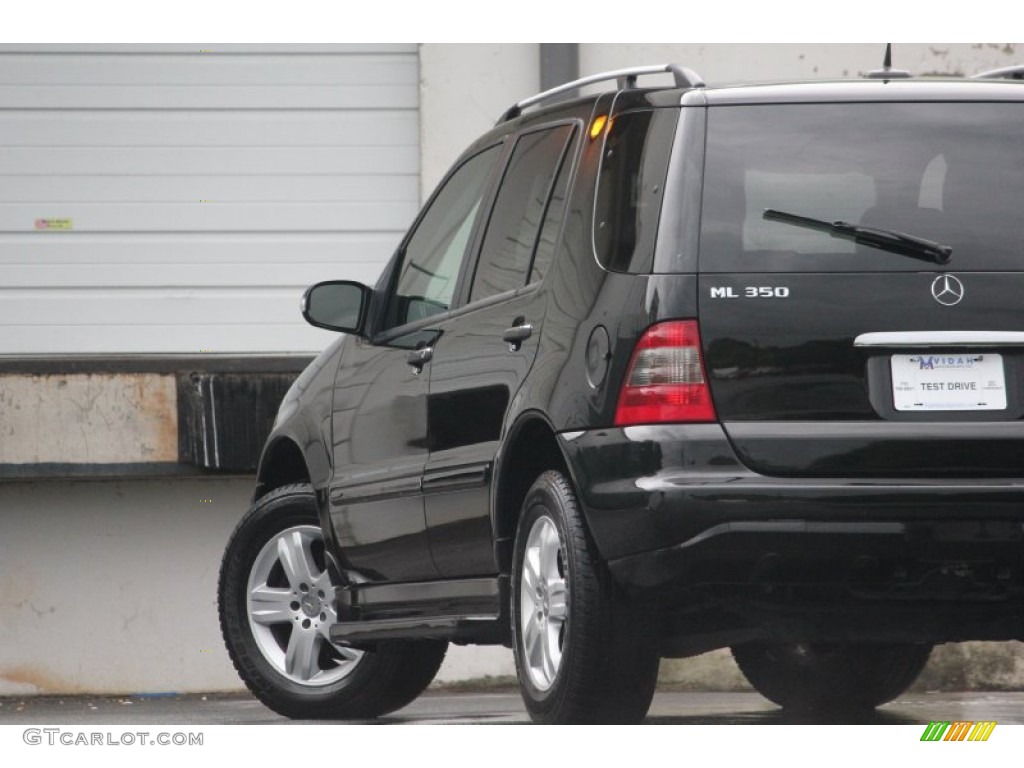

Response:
(911, 355), (982, 371)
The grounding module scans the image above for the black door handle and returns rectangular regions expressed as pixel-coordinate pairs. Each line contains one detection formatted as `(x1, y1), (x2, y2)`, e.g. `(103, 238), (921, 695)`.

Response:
(502, 321), (533, 351)
(406, 346), (433, 373)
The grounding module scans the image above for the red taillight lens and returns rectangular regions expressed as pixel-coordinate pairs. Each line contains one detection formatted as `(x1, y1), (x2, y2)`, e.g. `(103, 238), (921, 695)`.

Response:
(613, 320), (716, 426)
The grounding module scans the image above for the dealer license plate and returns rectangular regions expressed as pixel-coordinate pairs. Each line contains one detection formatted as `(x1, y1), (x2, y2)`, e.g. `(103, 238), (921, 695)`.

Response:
(891, 353), (1007, 411)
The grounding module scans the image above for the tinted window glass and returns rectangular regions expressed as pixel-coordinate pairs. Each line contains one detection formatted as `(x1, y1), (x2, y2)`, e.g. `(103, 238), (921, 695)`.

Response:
(470, 126), (574, 302)
(593, 109), (676, 273)
(531, 130), (577, 284)
(699, 103), (1024, 273)
(387, 146), (500, 328)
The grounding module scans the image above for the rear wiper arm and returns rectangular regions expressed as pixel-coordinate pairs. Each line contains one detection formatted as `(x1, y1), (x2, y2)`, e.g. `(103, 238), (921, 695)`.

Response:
(763, 208), (952, 265)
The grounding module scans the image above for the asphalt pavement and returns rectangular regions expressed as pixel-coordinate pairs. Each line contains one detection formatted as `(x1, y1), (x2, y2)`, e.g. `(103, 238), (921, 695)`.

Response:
(1, 690), (1022, 725)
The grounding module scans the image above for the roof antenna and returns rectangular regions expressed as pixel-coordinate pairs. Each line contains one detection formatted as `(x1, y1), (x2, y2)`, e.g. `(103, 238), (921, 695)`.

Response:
(866, 43), (911, 80)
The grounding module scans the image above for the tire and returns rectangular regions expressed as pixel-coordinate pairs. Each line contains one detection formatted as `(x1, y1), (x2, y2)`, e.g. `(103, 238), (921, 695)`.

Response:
(731, 641), (933, 712)
(511, 470), (660, 724)
(218, 483), (447, 719)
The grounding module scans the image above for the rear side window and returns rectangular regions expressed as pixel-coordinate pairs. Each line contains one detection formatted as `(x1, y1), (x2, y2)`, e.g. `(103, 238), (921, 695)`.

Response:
(593, 109), (677, 273)
(699, 103), (1024, 273)
(470, 125), (576, 302)
(530, 132), (577, 285)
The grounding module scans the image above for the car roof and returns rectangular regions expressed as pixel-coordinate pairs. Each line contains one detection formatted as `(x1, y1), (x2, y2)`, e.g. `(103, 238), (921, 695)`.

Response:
(685, 78), (1024, 106)
(501, 77), (1024, 131)
(491, 72), (1024, 144)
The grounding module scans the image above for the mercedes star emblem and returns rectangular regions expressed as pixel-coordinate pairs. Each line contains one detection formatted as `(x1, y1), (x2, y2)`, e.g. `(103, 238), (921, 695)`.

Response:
(931, 274), (964, 306)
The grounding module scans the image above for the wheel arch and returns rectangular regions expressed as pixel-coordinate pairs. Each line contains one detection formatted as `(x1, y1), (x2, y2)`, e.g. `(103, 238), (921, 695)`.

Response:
(492, 412), (579, 575)
(255, 436), (312, 501)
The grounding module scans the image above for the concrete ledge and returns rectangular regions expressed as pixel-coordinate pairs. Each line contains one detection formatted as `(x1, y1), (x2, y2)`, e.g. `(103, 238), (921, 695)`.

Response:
(0, 463), (229, 481)
(915, 641), (1024, 691)
(0, 355), (313, 375)
(0, 373), (177, 464)
(0, 357), (313, 478)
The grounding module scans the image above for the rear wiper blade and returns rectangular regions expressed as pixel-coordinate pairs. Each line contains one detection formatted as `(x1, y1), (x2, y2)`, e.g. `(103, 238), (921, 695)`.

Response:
(763, 208), (952, 265)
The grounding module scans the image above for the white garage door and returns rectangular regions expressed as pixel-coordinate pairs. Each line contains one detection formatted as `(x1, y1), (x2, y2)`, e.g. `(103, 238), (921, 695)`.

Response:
(0, 44), (419, 355)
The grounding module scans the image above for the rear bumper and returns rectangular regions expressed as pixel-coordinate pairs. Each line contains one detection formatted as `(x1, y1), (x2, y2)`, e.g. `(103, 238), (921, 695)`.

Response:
(558, 424), (1024, 595)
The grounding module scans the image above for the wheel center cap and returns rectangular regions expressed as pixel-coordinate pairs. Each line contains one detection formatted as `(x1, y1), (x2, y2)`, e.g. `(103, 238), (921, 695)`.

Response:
(301, 593), (320, 618)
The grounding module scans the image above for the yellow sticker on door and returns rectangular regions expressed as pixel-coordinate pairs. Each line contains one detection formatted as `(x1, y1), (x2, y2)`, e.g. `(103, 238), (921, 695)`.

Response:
(34, 218), (73, 230)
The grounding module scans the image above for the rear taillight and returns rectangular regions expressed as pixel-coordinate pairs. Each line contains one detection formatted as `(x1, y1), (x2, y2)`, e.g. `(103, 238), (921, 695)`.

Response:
(614, 320), (717, 426)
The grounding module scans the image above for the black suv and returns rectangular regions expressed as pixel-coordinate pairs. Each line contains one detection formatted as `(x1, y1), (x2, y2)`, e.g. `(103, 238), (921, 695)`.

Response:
(219, 63), (1024, 723)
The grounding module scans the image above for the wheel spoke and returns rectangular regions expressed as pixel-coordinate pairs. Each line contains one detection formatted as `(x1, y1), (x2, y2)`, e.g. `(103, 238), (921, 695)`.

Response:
(285, 626), (321, 682)
(521, 553), (538, 616)
(547, 581), (568, 620)
(521, 587), (537, 616)
(249, 584), (294, 625)
(523, 546), (540, 593)
(315, 616), (335, 641)
(277, 530), (317, 588)
(539, 523), (559, 580)
(333, 644), (363, 663)
(523, 615), (543, 670)
(540, 623), (557, 683)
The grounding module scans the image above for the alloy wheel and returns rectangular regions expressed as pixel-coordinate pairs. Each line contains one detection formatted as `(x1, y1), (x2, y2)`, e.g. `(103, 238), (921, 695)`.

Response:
(518, 515), (569, 691)
(246, 524), (363, 686)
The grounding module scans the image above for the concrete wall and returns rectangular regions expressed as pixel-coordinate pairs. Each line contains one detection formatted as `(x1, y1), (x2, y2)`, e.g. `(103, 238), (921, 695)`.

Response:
(418, 44), (539, 201)
(580, 43), (1021, 83)
(0, 476), (508, 695)
(0, 478), (248, 694)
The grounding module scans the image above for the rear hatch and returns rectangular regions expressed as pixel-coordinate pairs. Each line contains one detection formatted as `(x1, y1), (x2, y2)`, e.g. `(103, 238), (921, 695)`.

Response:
(693, 99), (1024, 477)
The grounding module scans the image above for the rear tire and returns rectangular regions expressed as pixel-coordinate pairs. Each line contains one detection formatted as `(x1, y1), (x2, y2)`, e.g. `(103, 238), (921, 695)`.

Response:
(731, 641), (932, 712)
(218, 483), (447, 719)
(511, 470), (659, 724)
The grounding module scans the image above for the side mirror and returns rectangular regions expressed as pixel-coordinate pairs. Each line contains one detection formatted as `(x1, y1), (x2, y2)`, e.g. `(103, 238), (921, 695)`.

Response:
(301, 281), (372, 336)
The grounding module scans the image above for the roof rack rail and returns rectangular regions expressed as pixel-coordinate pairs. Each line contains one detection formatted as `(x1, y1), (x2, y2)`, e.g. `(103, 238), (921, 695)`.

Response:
(498, 63), (705, 124)
(973, 65), (1024, 80)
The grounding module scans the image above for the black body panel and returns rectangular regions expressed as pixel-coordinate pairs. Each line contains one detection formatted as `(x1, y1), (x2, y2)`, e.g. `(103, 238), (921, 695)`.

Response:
(560, 425), (1024, 563)
(328, 332), (440, 583)
(559, 423), (1024, 648)
(424, 289), (546, 576)
(256, 337), (346, 496)
(251, 77), (1024, 653)
(700, 272), (1024, 476)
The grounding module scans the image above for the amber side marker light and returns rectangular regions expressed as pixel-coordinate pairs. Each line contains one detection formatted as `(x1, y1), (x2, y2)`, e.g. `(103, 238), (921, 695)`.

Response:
(589, 115), (608, 140)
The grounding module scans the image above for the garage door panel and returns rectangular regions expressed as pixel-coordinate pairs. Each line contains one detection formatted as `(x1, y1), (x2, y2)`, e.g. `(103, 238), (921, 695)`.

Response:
(0, 232), (399, 265)
(0, 45), (419, 354)
(0, 202), (417, 233)
(0, 54), (417, 87)
(0, 112), (417, 147)
(0, 84), (418, 110)
(0, 261), (384, 289)
(0, 175), (419, 204)
(0, 146), (418, 176)
(0, 288), (320, 325)
(0, 44), (418, 55)
(0, 323), (341, 356)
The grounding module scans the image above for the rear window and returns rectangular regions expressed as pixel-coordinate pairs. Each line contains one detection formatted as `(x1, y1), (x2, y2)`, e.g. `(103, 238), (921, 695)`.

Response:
(593, 109), (677, 273)
(699, 103), (1024, 272)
